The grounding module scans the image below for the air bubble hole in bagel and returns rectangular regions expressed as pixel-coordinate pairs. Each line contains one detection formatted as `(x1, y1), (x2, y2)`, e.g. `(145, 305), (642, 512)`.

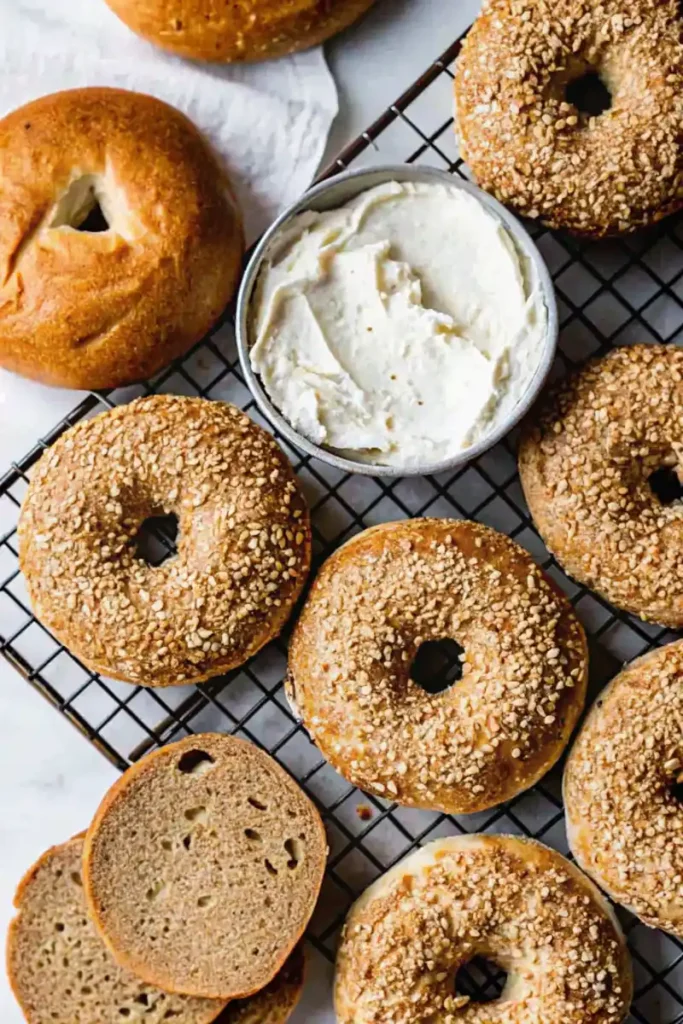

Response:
(648, 465), (683, 505)
(454, 957), (508, 1005)
(411, 637), (465, 694)
(134, 512), (179, 566)
(565, 70), (612, 117)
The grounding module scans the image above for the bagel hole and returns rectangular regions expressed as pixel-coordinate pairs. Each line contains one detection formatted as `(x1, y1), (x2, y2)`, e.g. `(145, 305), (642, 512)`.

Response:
(455, 957), (508, 1004)
(50, 176), (111, 233)
(565, 71), (612, 117)
(648, 466), (683, 505)
(135, 512), (179, 566)
(670, 779), (683, 803)
(77, 200), (109, 233)
(411, 638), (465, 694)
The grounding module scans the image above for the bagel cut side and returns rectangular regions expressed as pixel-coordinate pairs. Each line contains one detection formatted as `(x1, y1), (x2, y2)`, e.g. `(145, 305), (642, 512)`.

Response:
(6, 835), (226, 1024)
(83, 734), (327, 1000)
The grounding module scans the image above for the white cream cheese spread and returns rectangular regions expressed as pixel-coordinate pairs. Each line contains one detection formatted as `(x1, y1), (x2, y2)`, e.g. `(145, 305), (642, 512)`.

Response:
(249, 180), (547, 469)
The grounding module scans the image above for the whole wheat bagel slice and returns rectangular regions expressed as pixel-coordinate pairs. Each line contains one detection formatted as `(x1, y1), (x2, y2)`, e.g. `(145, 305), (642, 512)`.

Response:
(83, 733), (326, 1000)
(6, 835), (226, 1024)
(215, 944), (305, 1024)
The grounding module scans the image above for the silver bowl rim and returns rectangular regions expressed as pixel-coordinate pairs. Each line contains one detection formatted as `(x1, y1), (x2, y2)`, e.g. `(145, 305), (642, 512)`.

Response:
(236, 163), (559, 479)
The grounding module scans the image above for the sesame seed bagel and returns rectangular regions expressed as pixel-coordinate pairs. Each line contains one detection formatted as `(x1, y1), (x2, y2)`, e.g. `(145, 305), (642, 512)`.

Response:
(7, 835), (227, 1024)
(18, 395), (311, 687)
(335, 834), (633, 1024)
(103, 0), (375, 63)
(454, 0), (683, 237)
(565, 640), (683, 937)
(519, 344), (683, 627)
(0, 88), (243, 389)
(83, 734), (327, 1000)
(287, 519), (588, 814)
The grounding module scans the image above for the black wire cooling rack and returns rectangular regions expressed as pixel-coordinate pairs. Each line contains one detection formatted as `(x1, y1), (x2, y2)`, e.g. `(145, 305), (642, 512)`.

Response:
(2, 31), (683, 1023)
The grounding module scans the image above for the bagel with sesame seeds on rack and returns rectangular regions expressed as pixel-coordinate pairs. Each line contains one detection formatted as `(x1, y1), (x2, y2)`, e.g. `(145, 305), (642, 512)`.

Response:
(518, 344), (683, 627)
(564, 639), (683, 938)
(335, 834), (633, 1024)
(102, 0), (376, 62)
(0, 87), (243, 389)
(17, 395), (311, 687)
(286, 518), (588, 815)
(454, 0), (683, 237)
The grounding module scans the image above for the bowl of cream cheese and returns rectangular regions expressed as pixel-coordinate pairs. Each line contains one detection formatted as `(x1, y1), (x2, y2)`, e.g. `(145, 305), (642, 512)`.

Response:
(237, 165), (558, 478)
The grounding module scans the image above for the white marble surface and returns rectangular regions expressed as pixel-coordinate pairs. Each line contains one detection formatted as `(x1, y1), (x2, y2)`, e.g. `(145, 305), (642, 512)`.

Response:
(0, 0), (480, 1019)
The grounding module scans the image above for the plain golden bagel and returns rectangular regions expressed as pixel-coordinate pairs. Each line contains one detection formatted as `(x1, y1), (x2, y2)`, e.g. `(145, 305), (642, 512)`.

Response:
(565, 640), (683, 938)
(18, 396), (311, 687)
(6, 835), (227, 1024)
(335, 835), (633, 1024)
(0, 87), (242, 389)
(103, 0), (376, 62)
(519, 344), (683, 627)
(287, 519), (588, 814)
(83, 733), (327, 1000)
(455, 0), (683, 237)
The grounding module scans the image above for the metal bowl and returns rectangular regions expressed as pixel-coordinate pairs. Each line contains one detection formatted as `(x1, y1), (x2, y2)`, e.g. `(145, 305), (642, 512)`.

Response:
(236, 164), (558, 479)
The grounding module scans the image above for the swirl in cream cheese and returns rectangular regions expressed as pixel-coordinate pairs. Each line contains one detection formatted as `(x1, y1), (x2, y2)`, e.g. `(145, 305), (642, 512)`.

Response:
(249, 180), (547, 469)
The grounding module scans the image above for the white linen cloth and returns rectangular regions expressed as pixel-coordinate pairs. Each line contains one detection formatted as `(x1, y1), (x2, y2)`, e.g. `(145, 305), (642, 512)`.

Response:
(0, 0), (338, 466)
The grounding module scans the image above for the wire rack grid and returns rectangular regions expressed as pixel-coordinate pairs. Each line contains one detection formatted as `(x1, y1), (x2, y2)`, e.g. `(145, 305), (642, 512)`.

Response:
(2, 31), (683, 1024)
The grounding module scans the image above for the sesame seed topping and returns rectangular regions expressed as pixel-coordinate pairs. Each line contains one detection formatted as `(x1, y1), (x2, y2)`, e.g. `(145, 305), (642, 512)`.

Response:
(565, 639), (683, 937)
(336, 835), (631, 1024)
(18, 395), (310, 686)
(519, 345), (683, 627)
(288, 519), (587, 814)
(455, 0), (682, 237)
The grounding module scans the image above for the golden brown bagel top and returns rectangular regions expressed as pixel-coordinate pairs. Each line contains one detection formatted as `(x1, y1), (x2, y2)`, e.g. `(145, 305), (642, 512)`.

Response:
(335, 835), (633, 1024)
(288, 519), (588, 814)
(103, 0), (375, 62)
(519, 344), (683, 627)
(18, 396), (311, 687)
(0, 88), (242, 389)
(455, 0), (683, 236)
(565, 639), (683, 937)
